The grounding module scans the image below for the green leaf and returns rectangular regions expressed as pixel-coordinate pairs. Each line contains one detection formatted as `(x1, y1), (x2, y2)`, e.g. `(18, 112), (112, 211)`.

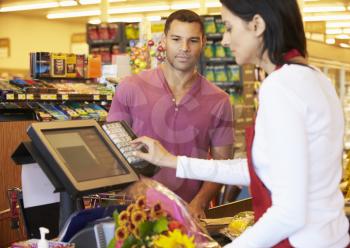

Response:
(153, 217), (168, 234)
(107, 238), (116, 248)
(139, 221), (155, 239)
(122, 235), (137, 248)
(113, 210), (120, 229)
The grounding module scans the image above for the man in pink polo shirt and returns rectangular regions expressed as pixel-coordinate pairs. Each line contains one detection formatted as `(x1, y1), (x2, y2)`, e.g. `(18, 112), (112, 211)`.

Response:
(107, 9), (234, 218)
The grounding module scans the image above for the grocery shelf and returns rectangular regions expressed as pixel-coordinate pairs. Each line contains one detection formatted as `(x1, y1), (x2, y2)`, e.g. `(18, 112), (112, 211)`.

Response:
(2, 93), (113, 102)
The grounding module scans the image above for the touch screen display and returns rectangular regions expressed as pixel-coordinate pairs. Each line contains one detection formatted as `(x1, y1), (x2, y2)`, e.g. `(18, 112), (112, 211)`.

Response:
(43, 127), (128, 182)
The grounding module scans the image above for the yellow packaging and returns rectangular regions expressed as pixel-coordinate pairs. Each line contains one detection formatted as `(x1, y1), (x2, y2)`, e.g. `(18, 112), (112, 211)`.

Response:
(66, 54), (77, 78)
(51, 53), (67, 77)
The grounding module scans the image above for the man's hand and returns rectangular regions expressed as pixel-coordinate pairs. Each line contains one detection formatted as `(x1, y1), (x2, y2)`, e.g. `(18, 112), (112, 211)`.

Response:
(189, 199), (206, 219)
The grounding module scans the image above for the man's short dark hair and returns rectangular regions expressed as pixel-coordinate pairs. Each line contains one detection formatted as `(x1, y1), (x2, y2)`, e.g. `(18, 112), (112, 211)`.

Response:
(164, 9), (204, 37)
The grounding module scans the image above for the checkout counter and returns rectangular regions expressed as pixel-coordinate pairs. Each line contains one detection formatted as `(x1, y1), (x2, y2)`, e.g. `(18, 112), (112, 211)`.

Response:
(12, 119), (253, 247)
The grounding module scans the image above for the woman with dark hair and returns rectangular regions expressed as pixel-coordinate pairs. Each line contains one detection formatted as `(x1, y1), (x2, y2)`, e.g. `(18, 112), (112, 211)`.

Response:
(132, 0), (350, 247)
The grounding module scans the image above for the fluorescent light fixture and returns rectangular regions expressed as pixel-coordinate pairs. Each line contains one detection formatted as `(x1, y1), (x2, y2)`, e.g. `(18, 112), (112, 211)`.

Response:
(326, 38), (335, 44)
(89, 16), (144, 24)
(171, 3), (200, 10)
(336, 34), (350, 39)
(89, 19), (101, 24)
(47, 9), (100, 18)
(340, 43), (350, 48)
(147, 16), (161, 21)
(109, 5), (169, 14)
(0, 2), (59, 12)
(326, 29), (342, 34)
(303, 6), (346, 13)
(327, 22), (350, 28)
(79, 0), (125, 4)
(206, 2), (222, 8)
(304, 15), (350, 22)
(79, 0), (100, 4)
(59, 0), (78, 7)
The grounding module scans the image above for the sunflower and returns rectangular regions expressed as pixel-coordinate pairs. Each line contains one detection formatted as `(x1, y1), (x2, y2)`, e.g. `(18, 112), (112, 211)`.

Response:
(135, 196), (146, 210)
(127, 203), (136, 214)
(115, 226), (129, 241)
(131, 209), (147, 225)
(118, 211), (130, 226)
(150, 202), (165, 219)
(153, 230), (195, 248)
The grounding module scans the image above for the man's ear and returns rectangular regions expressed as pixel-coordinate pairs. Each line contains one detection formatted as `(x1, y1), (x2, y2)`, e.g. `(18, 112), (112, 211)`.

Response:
(250, 14), (266, 37)
(202, 36), (207, 50)
(161, 33), (166, 48)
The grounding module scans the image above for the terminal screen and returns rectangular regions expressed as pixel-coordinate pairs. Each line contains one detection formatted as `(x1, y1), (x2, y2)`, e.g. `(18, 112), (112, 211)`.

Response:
(43, 127), (128, 182)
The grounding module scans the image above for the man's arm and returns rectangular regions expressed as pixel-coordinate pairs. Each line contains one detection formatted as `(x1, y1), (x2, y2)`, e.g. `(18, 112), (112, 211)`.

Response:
(189, 144), (234, 218)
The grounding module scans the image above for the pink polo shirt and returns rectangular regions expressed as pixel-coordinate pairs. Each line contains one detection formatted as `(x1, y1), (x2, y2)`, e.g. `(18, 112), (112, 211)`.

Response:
(107, 67), (234, 202)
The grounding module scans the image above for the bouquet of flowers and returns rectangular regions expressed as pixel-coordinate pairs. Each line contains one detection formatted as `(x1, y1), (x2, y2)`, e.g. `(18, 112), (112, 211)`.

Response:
(108, 179), (219, 248)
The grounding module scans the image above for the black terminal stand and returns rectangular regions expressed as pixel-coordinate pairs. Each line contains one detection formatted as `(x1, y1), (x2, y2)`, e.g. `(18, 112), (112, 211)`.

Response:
(12, 142), (84, 238)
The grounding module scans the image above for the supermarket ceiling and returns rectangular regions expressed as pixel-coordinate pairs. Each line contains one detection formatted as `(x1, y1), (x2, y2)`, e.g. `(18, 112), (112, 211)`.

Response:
(0, 0), (350, 46)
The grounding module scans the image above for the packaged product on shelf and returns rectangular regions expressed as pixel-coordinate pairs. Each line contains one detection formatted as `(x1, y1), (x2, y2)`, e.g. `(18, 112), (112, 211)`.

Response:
(86, 103), (108, 121)
(100, 46), (111, 64)
(38, 103), (69, 121)
(51, 53), (67, 77)
(227, 65), (241, 82)
(57, 104), (80, 119)
(215, 19), (226, 33)
(214, 65), (228, 82)
(125, 23), (139, 40)
(224, 47), (233, 58)
(66, 54), (77, 78)
(108, 23), (119, 41)
(86, 55), (102, 78)
(33, 52), (51, 78)
(98, 23), (109, 40)
(204, 16), (217, 33)
(87, 25), (99, 41)
(67, 102), (90, 119)
(204, 40), (215, 58)
(214, 42), (226, 58)
(112, 45), (122, 55)
(76, 54), (85, 78)
(204, 66), (215, 82)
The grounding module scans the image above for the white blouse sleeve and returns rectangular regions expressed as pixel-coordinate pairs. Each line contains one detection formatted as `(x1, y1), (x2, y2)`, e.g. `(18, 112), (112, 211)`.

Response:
(228, 79), (309, 247)
(176, 156), (250, 186)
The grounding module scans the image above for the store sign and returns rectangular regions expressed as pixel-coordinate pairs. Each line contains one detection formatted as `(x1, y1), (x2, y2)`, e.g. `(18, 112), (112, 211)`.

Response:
(0, 38), (10, 59)
(305, 21), (326, 34)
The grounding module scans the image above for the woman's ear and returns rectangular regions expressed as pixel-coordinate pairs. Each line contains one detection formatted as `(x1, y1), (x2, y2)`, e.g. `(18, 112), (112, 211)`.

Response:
(250, 14), (266, 37)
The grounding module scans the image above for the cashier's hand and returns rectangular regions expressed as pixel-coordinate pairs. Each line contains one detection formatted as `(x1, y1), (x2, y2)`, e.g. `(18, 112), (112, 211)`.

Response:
(131, 136), (177, 169)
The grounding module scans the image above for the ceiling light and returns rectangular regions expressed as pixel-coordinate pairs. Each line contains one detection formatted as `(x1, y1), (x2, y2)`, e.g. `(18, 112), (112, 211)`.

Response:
(0, 2), (59, 12)
(326, 29), (342, 34)
(147, 16), (161, 21)
(340, 43), (350, 48)
(79, 0), (126, 4)
(109, 5), (170, 14)
(326, 22), (350, 28)
(79, 0), (100, 4)
(303, 6), (346, 13)
(205, 2), (222, 8)
(59, 0), (78, 7)
(336, 34), (350, 39)
(326, 38), (335, 44)
(171, 3), (200, 10)
(304, 15), (350, 22)
(47, 9), (100, 18)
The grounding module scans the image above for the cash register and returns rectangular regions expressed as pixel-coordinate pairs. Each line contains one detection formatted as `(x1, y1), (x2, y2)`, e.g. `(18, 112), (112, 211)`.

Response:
(12, 119), (159, 246)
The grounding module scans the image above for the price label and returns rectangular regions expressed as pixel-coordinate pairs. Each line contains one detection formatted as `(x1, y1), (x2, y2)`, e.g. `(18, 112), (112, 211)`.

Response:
(107, 95), (113, 101)
(41, 94), (57, 100)
(93, 95), (100, 101)
(6, 94), (14, 100)
(18, 94), (26, 100)
(26, 94), (34, 100)
(62, 94), (69, 100)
